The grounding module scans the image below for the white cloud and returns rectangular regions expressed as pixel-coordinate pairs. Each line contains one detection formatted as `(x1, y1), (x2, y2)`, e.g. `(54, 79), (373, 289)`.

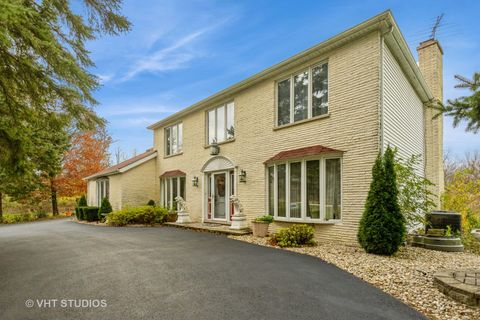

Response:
(101, 105), (177, 117)
(97, 73), (114, 83)
(121, 28), (210, 81)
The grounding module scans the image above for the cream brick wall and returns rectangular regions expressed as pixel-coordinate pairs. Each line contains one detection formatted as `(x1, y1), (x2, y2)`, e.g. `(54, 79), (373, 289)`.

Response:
(153, 32), (382, 243)
(417, 40), (444, 206)
(109, 174), (122, 210)
(119, 158), (157, 208)
(87, 158), (156, 210)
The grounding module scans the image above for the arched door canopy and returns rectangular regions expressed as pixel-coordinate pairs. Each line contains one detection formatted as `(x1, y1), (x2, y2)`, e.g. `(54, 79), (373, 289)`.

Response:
(201, 156), (235, 172)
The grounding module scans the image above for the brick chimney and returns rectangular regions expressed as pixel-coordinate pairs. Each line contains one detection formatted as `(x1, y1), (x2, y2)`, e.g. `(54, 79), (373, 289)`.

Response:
(417, 39), (444, 206)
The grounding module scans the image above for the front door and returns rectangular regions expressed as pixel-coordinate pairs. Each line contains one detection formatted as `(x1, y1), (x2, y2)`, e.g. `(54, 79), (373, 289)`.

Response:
(206, 170), (234, 222)
(213, 173), (226, 220)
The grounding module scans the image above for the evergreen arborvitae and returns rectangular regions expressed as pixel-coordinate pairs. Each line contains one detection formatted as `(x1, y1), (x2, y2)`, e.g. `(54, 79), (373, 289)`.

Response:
(358, 146), (406, 255)
(78, 195), (87, 207)
(99, 198), (113, 215)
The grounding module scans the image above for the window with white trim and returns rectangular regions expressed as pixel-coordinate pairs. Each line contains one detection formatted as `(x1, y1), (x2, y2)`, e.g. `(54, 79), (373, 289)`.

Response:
(277, 62), (328, 126)
(207, 102), (234, 144)
(161, 176), (186, 209)
(96, 179), (109, 206)
(165, 123), (183, 156)
(267, 157), (341, 221)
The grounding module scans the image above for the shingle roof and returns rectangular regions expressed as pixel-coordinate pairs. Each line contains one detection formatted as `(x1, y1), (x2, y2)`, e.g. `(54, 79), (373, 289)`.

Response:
(160, 170), (186, 178)
(264, 145), (343, 164)
(84, 149), (156, 180)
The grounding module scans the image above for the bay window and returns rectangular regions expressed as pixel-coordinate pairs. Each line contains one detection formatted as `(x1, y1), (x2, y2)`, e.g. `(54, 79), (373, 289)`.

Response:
(161, 176), (186, 210)
(267, 157), (341, 222)
(165, 123), (183, 156)
(277, 62), (328, 126)
(207, 102), (234, 144)
(96, 179), (109, 206)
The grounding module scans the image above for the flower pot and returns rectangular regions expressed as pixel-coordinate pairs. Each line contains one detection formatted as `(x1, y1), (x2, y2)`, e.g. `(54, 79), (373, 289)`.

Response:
(252, 221), (270, 237)
(167, 213), (178, 223)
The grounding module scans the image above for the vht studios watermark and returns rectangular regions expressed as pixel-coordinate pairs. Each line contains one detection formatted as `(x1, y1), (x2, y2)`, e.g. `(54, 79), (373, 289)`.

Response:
(25, 299), (107, 309)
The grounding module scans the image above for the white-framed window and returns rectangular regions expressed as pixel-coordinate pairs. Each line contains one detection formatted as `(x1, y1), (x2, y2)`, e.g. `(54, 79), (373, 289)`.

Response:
(165, 123), (183, 156)
(207, 102), (234, 144)
(266, 156), (341, 222)
(277, 62), (328, 126)
(160, 176), (186, 209)
(96, 179), (109, 206)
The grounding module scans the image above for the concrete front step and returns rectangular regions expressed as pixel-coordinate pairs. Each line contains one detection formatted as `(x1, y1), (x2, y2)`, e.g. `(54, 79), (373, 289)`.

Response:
(165, 222), (252, 235)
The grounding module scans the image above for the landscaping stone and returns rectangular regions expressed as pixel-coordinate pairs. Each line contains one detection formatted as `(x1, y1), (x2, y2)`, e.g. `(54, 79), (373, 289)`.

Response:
(434, 270), (480, 306)
(229, 234), (480, 320)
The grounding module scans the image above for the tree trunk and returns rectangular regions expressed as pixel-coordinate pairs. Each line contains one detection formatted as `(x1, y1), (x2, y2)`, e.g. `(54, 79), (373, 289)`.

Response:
(0, 192), (3, 220)
(50, 178), (59, 216)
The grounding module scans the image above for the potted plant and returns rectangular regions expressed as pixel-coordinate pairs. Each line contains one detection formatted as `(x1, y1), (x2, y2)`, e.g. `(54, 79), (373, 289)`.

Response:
(167, 208), (178, 222)
(252, 215), (274, 237)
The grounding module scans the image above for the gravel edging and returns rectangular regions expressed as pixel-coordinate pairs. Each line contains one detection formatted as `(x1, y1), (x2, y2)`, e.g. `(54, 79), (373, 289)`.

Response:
(228, 235), (480, 320)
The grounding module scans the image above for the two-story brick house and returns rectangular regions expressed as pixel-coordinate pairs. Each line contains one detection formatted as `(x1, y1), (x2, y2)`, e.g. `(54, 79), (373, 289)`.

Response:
(85, 11), (444, 243)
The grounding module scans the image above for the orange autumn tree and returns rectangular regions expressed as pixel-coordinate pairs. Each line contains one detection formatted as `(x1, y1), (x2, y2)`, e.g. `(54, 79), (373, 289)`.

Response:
(57, 128), (112, 197)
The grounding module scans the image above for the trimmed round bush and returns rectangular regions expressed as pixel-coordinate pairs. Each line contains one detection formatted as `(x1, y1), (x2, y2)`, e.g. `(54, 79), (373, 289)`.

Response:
(271, 224), (316, 248)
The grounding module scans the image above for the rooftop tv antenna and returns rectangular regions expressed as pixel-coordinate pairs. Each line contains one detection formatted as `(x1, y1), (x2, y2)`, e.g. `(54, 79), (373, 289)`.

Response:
(430, 14), (444, 40)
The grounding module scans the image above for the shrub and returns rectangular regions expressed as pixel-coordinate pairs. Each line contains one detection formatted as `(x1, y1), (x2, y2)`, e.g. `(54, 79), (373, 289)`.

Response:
(147, 199), (156, 206)
(84, 207), (100, 222)
(76, 206), (99, 221)
(77, 195), (87, 207)
(255, 215), (274, 223)
(75, 207), (81, 220)
(35, 210), (48, 219)
(2, 213), (35, 224)
(393, 149), (436, 229)
(98, 198), (113, 220)
(270, 224), (316, 248)
(106, 206), (169, 226)
(154, 206), (169, 224)
(358, 147), (406, 256)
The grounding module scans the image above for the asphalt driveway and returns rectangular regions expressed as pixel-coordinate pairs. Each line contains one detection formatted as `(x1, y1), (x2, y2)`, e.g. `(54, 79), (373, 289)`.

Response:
(0, 219), (425, 320)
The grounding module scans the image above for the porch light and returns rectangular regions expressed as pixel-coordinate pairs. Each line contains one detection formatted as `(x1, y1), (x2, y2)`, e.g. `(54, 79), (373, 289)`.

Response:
(192, 176), (199, 187)
(239, 170), (247, 183)
(210, 141), (220, 155)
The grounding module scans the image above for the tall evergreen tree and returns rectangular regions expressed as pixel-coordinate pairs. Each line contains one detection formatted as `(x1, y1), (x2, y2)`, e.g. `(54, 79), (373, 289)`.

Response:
(439, 73), (480, 133)
(0, 0), (130, 173)
(358, 146), (406, 255)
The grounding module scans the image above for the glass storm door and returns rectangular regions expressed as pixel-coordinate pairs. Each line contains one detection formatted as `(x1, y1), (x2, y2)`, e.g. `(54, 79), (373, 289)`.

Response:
(212, 173), (227, 220)
(206, 170), (235, 222)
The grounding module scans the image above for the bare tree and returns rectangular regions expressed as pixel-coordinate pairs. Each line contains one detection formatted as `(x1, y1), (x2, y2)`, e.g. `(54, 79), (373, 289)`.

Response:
(443, 151), (459, 185)
(114, 147), (127, 165)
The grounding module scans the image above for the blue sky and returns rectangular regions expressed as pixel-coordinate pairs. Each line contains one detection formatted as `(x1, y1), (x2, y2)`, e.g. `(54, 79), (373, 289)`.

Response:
(86, 0), (480, 161)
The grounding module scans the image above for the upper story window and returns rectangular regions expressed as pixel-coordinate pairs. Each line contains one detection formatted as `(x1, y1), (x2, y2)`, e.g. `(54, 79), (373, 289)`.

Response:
(207, 102), (234, 145)
(165, 123), (183, 156)
(277, 62), (328, 126)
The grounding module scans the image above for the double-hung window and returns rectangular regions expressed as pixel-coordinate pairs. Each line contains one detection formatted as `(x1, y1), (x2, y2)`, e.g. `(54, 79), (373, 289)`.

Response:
(96, 179), (109, 206)
(267, 157), (341, 221)
(161, 176), (186, 210)
(277, 62), (328, 126)
(207, 102), (234, 144)
(165, 123), (183, 156)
